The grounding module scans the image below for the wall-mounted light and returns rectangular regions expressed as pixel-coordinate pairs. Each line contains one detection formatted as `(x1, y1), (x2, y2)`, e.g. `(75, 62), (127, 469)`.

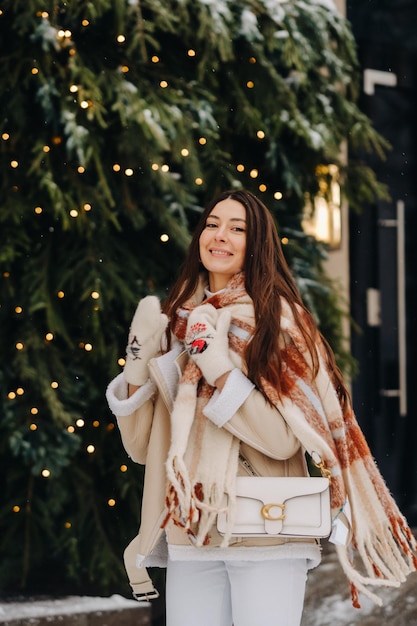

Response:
(303, 164), (342, 249)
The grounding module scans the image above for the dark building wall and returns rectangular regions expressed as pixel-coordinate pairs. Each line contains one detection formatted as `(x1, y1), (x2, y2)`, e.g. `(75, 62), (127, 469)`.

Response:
(347, 1), (417, 523)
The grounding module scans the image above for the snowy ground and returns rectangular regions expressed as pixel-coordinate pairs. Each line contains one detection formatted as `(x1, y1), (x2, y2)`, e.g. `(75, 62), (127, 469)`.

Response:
(0, 594), (151, 624)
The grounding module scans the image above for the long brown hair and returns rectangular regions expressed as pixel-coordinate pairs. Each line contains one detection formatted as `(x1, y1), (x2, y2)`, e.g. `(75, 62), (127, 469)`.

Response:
(163, 189), (349, 406)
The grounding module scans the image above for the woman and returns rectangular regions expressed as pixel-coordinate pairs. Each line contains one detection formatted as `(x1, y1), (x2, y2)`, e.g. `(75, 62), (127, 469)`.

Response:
(106, 190), (416, 626)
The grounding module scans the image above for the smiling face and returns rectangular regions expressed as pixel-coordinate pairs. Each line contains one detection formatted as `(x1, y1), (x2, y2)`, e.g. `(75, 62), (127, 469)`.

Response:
(199, 198), (247, 292)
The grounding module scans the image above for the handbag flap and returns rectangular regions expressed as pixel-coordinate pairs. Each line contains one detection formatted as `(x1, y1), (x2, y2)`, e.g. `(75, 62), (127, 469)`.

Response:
(235, 476), (329, 504)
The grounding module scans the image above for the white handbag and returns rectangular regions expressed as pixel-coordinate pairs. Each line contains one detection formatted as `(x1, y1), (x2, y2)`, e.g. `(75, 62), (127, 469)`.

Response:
(217, 455), (332, 539)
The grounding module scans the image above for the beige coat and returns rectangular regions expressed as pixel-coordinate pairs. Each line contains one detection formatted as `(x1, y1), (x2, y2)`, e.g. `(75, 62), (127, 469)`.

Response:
(106, 344), (312, 601)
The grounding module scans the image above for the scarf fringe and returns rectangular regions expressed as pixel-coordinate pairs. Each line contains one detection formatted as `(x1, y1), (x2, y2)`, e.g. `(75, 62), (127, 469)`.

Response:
(335, 516), (417, 607)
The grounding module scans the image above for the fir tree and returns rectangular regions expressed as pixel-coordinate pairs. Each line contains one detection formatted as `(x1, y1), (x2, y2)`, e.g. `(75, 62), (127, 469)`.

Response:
(0, 0), (387, 595)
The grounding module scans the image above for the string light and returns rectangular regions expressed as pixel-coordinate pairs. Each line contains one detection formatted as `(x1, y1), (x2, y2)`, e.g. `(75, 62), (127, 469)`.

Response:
(11, 160), (18, 168)
(236, 164), (245, 172)
(161, 164), (169, 172)
(64, 521), (72, 528)
(187, 49), (196, 57)
(51, 381), (59, 389)
(13, 506), (20, 513)
(16, 387), (24, 395)
(91, 291), (100, 299)
(259, 184), (267, 192)
(249, 169), (258, 178)
(281, 237), (289, 245)
(120, 465), (128, 472)
(57, 290), (65, 298)
(86, 445), (95, 454)
(274, 191), (283, 200)
(195, 177), (203, 185)
(76, 419), (85, 428)
(160, 233), (169, 242)
(116, 34), (125, 43)
(42, 469), (51, 478)
(151, 163), (159, 171)
(2, 133), (9, 140)
(45, 332), (54, 341)
(124, 168), (133, 176)
(113, 163), (121, 172)
(108, 499), (116, 507)
(15, 306), (23, 313)
(16, 342), (24, 350)
(198, 137), (207, 145)
(151, 56), (159, 63)
(31, 408), (39, 415)
(160, 80), (168, 88)
(67, 425), (75, 433)
(29, 423), (37, 431)
(83, 203), (91, 211)
(246, 81), (254, 89)
(181, 148), (189, 157)
(34, 206), (43, 214)
(256, 130), (265, 139)
(118, 357), (126, 366)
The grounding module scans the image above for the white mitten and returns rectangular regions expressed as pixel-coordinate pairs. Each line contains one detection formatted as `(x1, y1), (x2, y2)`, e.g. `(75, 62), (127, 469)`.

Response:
(124, 296), (168, 386)
(185, 304), (234, 386)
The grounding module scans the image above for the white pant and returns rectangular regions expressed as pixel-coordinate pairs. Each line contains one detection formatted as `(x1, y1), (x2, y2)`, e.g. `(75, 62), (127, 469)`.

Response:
(165, 558), (308, 626)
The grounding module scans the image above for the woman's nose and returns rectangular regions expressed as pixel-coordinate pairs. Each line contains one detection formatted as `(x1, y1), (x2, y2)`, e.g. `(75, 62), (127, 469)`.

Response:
(214, 226), (227, 241)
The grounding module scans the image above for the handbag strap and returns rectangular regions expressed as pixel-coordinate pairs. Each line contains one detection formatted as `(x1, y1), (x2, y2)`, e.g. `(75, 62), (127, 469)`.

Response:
(309, 451), (332, 480)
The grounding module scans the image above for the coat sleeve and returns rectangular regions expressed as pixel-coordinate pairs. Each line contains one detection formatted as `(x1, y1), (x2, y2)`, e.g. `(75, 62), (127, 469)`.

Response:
(106, 372), (156, 464)
(203, 368), (300, 460)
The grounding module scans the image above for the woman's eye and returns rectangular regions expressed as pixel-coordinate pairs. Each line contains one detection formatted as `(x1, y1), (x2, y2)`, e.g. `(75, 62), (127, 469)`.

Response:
(205, 222), (217, 228)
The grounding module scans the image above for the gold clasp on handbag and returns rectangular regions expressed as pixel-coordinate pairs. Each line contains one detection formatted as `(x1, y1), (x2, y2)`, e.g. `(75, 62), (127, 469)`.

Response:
(261, 503), (285, 521)
(310, 452), (332, 481)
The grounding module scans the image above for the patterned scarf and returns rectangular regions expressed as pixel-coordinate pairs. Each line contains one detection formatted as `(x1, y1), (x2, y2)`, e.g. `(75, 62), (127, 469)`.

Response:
(163, 272), (417, 607)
